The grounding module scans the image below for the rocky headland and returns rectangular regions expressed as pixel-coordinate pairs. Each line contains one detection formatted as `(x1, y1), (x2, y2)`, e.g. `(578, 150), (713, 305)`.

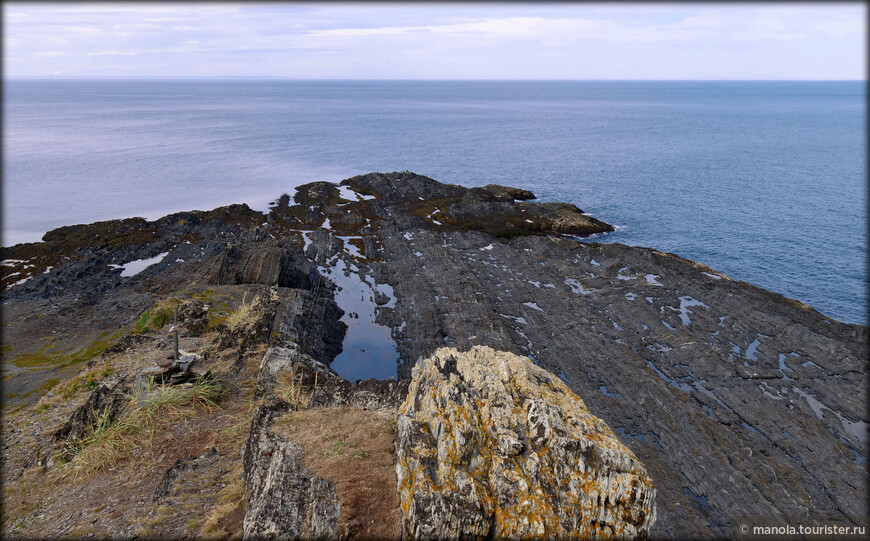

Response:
(1, 171), (867, 539)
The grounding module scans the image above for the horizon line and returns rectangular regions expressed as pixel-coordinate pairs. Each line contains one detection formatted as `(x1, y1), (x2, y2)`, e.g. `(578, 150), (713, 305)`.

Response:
(5, 76), (866, 82)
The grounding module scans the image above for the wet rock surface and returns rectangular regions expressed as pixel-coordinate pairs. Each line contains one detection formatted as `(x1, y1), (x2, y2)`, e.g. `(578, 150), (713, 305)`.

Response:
(3, 171), (867, 539)
(396, 346), (656, 539)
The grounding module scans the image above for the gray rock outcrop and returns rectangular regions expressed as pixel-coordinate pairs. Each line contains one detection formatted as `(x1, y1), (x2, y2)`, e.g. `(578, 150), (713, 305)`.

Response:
(396, 346), (656, 540)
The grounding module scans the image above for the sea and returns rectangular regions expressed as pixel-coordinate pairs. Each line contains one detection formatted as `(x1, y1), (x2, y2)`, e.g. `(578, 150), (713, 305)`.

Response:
(3, 79), (867, 325)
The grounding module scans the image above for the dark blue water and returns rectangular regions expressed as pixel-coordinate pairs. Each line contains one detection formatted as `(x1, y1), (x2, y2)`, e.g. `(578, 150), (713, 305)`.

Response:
(3, 80), (866, 324)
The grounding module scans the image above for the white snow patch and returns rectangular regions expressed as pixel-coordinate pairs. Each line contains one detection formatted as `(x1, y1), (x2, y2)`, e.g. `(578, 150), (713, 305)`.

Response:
(480, 244), (494, 251)
(590, 259), (601, 267)
(523, 301), (543, 311)
(625, 292), (637, 301)
(403, 232), (414, 241)
(702, 272), (722, 280)
(119, 252), (169, 278)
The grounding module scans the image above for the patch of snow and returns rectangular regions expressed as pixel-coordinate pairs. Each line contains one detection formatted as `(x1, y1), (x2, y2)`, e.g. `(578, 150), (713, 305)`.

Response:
(480, 244), (494, 251)
(702, 272), (722, 280)
(590, 259), (601, 267)
(119, 252), (170, 278)
(403, 232), (414, 241)
(625, 292), (637, 301)
(523, 301), (543, 311)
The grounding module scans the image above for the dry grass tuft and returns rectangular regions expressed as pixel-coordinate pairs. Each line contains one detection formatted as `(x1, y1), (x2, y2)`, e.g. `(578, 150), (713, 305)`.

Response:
(275, 406), (401, 540)
(275, 367), (318, 409)
(60, 378), (226, 479)
(224, 293), (261, 332)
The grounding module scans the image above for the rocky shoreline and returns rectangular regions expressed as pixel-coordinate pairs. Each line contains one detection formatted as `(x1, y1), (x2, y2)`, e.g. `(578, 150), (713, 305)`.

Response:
(2, 171), (867, 538)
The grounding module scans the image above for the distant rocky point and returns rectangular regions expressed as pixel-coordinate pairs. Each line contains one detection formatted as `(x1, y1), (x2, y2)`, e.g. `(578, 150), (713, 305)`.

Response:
(1, 171), (866, 538)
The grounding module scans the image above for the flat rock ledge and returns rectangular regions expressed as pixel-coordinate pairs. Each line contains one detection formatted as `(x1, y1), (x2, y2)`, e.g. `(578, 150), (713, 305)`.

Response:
(396, 346), (656, 540)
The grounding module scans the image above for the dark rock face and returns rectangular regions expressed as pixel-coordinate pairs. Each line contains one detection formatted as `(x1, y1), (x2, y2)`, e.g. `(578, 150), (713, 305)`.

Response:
(242, 400), (340, 540)
(154, 447), (221, 501)
(3, 171), (867, 538)
(175, 300), (209, 336)
(370, 227), (867, 538)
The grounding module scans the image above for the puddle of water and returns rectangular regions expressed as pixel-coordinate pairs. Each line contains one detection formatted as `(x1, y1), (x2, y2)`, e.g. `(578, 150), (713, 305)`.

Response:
(793, 387), (869, 443)
(523, 301), (543, 312)
(684, 487), (713, 513)
(500, 314), (528, 325)
(323, 257), (398, 382)
(565, 278), (590, 295)
(677, 296), (709, 326)
(741, 421), (761, 435)
(647, 360), (693, 392)
(599, 384), (620, 397)
(744, 338), (761, 361)
(116, 251), (169, 277)
(645, 274), (663, 286)
(336, 236), (365, 259)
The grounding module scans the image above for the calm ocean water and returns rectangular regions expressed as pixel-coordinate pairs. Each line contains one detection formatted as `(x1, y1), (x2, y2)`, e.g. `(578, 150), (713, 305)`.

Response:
(3, 80), (866, 324)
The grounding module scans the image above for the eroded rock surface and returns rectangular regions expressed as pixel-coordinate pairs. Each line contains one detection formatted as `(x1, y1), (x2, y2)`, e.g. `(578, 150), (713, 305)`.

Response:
(396, 346), (656, 540)
(3, 171), (867, 539)
(242, 400), (340, 540)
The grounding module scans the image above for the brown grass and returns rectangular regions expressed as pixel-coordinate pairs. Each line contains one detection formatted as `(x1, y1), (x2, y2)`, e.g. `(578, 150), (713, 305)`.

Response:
(275, 406), (402, 540)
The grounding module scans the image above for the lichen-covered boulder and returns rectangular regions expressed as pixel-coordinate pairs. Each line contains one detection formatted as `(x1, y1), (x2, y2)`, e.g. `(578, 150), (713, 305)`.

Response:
(396, 346), (656, 540)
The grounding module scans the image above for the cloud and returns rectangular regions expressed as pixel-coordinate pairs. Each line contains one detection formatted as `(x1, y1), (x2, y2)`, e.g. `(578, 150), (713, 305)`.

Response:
(2, 2), (865, 79)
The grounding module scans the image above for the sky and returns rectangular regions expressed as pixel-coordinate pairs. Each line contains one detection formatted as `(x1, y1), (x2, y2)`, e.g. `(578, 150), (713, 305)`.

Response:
(2, 2), (866, 80)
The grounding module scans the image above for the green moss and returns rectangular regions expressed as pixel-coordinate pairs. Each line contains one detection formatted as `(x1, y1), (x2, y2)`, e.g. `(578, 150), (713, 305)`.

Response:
(12, 332), (123, 369)
(133, 298), (182, 334)
(22, 377), (60, 400)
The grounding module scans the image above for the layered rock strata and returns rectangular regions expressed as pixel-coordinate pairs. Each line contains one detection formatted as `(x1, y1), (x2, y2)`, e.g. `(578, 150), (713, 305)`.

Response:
(3, 171), (867, 538)
(242, 400), (340, 540)
(396, 346), (656, 539)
